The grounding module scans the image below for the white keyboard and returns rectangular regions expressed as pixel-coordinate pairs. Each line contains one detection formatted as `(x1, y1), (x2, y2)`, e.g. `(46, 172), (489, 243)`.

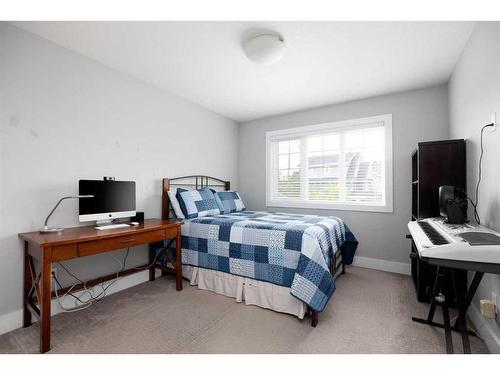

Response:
(95, 223), (130, 231)
(408, 218), (500, 264)
(432, 219), (474, 236)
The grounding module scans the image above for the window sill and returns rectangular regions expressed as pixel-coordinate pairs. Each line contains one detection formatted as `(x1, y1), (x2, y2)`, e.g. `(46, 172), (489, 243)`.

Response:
(266, 199), (393, 213)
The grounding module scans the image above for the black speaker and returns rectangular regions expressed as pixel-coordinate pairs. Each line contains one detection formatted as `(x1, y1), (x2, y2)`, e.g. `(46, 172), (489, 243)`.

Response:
(439, 186), (467, 224)
(130, 211), (144, 222)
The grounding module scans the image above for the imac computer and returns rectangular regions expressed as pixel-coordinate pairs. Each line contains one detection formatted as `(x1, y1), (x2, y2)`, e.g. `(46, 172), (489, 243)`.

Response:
(79, 179), (136, 229)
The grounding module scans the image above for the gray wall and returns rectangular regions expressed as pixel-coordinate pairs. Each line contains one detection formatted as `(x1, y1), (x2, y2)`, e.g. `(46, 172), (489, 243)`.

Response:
(239, 85), (449, 265)
(449, 22), (500, 351)
(0, 24), (239, 318)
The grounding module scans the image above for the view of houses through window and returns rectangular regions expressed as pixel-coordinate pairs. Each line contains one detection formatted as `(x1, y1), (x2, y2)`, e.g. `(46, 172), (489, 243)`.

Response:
(269, 119), (389, 210)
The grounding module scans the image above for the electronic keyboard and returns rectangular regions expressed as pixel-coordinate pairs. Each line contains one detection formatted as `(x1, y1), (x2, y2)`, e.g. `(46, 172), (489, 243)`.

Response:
(408, 218), (500, 271)
(408, 217), (500, 354)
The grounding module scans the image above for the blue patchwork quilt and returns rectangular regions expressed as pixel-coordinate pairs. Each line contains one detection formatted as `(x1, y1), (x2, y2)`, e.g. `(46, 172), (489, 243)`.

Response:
(180, 211), (358, 312)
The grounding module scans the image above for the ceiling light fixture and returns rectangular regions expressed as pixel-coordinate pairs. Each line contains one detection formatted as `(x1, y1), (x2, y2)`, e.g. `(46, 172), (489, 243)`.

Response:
(242, 33), (286, 65)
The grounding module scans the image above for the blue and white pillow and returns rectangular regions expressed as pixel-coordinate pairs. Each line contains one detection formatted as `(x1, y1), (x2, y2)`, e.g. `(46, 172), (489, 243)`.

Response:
(214, 191), (246, 214)
(167, 189), (185, 219)
(176, 187), (221, 219)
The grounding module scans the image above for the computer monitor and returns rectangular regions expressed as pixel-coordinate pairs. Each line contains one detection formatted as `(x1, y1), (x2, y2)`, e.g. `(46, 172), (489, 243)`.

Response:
(79, 180), (136, 224)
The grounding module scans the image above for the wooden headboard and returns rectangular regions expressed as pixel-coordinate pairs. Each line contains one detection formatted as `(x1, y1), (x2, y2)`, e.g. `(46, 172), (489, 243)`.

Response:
(162, 175), (231, 220)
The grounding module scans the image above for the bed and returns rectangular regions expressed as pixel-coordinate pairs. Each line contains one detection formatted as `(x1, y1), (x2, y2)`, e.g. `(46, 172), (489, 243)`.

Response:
(154, 175), (358, 326)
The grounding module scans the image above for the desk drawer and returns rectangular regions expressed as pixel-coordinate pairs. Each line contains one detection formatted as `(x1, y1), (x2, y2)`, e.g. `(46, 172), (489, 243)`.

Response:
(52, 244), (78, 261)
(164, 226), (178, 239)
(78, 229), (166, 257)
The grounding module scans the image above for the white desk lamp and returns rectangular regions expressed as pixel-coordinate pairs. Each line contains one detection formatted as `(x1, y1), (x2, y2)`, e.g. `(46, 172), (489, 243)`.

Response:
(40, 195), (94, 233)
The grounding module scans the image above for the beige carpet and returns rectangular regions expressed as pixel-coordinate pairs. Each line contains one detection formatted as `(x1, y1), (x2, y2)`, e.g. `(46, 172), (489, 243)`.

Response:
(0, 266), (489, 354)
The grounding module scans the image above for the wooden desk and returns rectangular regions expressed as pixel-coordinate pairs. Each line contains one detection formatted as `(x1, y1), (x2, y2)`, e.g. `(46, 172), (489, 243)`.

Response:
(18, 218), (183, 353)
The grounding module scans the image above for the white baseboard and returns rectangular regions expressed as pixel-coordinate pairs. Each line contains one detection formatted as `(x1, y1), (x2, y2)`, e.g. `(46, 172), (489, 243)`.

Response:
(0, 269), (161, 336)
(352, 255), (411, 275)
(467, 303), (500, 354)
(0, 309), (27, 337)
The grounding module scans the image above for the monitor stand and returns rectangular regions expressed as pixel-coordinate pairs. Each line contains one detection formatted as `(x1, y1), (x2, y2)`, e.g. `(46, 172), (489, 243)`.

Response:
(94, 219), (130, 230)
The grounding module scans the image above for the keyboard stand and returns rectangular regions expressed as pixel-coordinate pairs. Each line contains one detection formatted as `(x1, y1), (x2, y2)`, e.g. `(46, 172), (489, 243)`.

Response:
(412, 266), (482, 354)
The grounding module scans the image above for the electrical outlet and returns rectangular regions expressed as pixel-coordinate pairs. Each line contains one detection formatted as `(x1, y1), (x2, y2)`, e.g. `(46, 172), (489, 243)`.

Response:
(51, 267), (57, 278)
(490, 112), (497, 132)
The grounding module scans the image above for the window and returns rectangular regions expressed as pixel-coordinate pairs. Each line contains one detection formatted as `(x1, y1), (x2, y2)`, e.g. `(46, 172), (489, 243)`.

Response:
(266, 114), (393, 212)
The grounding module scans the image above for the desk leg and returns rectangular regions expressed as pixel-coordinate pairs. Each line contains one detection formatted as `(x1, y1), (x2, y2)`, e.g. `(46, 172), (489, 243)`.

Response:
(176, 229), (182, 291)
(40, 249), (52, 353)
(23, 241), (32, 328)
(149, 243), (156, 282)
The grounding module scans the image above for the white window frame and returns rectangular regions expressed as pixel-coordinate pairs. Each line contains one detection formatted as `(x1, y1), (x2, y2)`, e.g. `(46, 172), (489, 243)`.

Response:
(265, 114), (393, 213)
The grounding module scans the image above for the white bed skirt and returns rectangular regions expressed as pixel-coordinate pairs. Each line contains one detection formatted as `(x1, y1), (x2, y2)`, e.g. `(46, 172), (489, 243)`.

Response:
(182, 265), (307, 319)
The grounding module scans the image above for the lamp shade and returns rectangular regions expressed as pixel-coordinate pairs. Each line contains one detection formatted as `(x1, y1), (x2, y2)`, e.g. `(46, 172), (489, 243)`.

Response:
(243, 33), (286, 65)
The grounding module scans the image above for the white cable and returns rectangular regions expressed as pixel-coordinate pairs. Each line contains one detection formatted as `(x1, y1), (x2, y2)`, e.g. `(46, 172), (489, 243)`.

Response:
(53, 276), (92, 312)
(53, 246), (165, 312)
(53, 250), (127, 311)
(91, 252), (124, 300)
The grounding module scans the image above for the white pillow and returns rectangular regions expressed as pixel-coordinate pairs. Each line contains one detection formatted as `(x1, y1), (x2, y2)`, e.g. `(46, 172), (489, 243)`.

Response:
(167, 190), (185, 219)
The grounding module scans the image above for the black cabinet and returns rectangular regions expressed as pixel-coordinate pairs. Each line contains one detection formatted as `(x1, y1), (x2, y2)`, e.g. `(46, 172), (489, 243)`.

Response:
(412, 139), (466, 220)
(409, 139), (467, 306)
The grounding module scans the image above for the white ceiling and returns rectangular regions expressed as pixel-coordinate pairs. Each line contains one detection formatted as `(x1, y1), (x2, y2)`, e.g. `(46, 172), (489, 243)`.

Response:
(13, 21), (475, 122)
